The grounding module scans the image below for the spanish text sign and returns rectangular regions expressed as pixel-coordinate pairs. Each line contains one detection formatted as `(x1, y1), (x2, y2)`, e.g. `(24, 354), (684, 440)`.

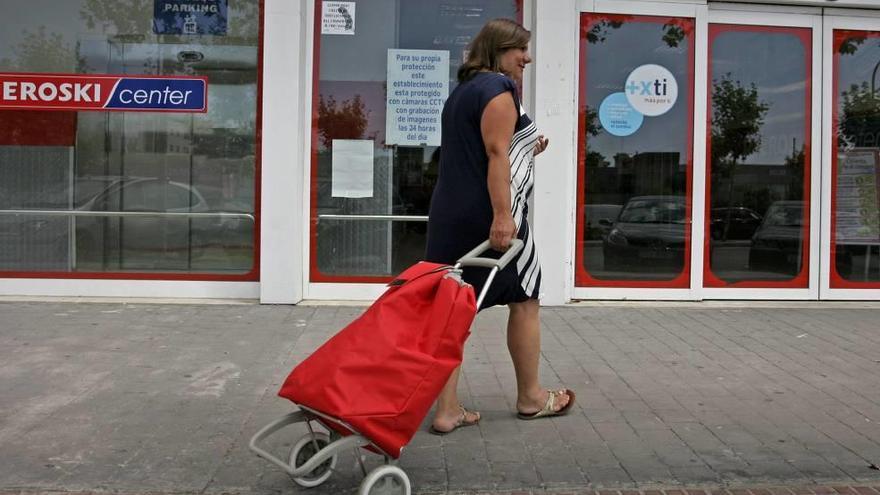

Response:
(0, 73), (208, 112)
(385, 49), (449, 147)
(837, 149), (880, 244)
(153, 0), (228, 35)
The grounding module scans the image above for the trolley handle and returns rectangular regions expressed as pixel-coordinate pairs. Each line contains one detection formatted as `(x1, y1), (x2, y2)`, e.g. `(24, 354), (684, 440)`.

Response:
(454, 239), (524, 309)
(455, 239), (523, 270)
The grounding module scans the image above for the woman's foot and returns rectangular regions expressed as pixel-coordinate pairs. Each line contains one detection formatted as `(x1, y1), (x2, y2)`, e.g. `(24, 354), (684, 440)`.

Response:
(516, 388), (575, 419)
(429, 405), (481, 435)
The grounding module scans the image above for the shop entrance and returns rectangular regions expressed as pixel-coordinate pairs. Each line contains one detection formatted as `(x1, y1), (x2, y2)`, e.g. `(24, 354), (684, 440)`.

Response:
(573, 1), (880, 300)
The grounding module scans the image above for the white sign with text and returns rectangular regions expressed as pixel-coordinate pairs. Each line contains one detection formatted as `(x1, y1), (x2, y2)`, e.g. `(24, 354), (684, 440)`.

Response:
(385, 49), (449, 147)
(322, 1), (355, 35)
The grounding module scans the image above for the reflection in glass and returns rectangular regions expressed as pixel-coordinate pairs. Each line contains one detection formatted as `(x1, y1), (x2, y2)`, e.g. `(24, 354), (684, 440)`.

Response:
(578, 15), (693, 286)
(0, 0), (261, 275)
(312, 0), (520, 280)
(706, 27), (810, 286)
(832, 31), (880, 286)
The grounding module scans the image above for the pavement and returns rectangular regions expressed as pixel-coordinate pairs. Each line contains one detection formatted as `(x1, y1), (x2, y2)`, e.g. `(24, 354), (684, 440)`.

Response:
(0, 299), (879, 495)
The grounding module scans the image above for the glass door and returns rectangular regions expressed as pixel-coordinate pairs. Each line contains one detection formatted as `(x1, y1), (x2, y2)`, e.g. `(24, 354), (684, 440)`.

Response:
(822, 13), (880, 299)
(701, 9), (821, 298)
(574, 2), (698, 297)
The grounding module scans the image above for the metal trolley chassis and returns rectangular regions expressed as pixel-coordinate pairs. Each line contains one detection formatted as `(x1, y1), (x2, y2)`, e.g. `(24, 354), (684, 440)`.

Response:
(249, 240), (523, 495)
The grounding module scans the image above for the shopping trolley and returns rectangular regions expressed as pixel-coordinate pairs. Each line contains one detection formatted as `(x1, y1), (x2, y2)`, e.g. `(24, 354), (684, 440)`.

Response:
(249, 239), (523, 495)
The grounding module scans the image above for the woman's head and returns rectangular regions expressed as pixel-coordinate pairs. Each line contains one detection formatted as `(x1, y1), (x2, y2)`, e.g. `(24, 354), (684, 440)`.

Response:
(458, 18), (531, 83)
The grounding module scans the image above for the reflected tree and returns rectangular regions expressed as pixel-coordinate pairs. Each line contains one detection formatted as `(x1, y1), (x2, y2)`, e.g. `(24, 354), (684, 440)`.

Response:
(584, 18), (627, 44)
(784, 142), (805, 201)
(838, 35), (867, 56)
(0, 26), (84, 72)
(585, 17), (690, 49)
(839, 81), (880, 149)
(711, 74), (769, 240)
(80, 0), (260, 39)
(317, 94), (370, 149)
(80, 0), (151, 35)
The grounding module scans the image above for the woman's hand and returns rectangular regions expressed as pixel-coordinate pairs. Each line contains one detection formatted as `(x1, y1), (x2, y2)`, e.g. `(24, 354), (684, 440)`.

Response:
(534, 135), (549, 156)
(490, 213), (517, 251)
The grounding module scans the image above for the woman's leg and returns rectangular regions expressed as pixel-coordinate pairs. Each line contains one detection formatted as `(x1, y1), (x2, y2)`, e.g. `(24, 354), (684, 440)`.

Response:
(431, 365), (480, 432)
(507, 299), (571, 414)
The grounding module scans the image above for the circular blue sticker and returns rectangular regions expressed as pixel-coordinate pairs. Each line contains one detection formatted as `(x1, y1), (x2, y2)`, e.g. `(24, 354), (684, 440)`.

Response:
(598, 92), (644, 137)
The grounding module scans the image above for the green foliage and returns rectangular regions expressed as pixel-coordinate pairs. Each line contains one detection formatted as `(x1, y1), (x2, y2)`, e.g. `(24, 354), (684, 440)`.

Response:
(710, 74), (770, 240)
(1, 26), (81, 72)
(840, 81), (880, 148)
(317, 94), (369, 149)
(838, 36), (866, 56)
(711, 74), (769, 175)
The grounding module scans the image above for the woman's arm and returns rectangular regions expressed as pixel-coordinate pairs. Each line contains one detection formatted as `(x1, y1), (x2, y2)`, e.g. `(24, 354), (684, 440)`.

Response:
(481, 91), (518, 251)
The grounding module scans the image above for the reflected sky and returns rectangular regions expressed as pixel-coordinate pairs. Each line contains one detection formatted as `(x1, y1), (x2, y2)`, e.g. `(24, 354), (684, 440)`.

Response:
(585, 20), (691, 166)
(711, 30), (808, 166)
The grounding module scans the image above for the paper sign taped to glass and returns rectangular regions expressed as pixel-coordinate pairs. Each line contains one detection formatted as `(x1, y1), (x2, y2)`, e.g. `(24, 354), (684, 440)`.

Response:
(385, 49), (449, 147)
(332, 139), (374, 198)
(836, 149), (880, 244)
(322, 1), (356, 35)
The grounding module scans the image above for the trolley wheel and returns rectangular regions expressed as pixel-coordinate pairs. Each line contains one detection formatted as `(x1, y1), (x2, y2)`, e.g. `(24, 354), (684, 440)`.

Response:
(358, 464), (411, 495)
(288, 432), (336, 488)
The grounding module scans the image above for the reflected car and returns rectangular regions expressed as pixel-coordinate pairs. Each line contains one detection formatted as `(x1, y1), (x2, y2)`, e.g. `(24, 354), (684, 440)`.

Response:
(583, 204), (622, 240)
(748, 201), (805, 275)
(601, 195), (687, 272)
(0, 176), (254, 270)
(710, 207), (762, 241)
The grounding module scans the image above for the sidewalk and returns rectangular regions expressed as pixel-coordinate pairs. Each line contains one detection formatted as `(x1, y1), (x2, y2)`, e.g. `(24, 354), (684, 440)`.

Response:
(0, 300), (878, 494)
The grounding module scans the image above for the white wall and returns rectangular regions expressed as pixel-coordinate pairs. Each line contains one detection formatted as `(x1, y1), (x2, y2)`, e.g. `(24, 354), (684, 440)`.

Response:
(532, 0), (578, 305)
(259, 0), (307, 304)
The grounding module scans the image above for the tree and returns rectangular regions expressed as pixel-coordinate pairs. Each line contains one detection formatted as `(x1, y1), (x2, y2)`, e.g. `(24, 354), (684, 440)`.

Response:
(317, 94), (370, 149)
(0, 26), (84, 72)
(80, 0), (260, 40)
(585, 17), (690, 49)
(839, 81), (880, 150)
(711, 74), (770, 240)
(784, 143), (805, 201)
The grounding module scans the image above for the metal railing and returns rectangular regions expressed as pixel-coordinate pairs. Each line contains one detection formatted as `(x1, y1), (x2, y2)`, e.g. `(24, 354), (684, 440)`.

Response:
(0, 209), (255, 221)
(318, 214), (427, 222)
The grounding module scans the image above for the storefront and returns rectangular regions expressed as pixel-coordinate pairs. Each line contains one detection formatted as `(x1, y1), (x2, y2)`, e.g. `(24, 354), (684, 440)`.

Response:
(1, 0), (879, 303)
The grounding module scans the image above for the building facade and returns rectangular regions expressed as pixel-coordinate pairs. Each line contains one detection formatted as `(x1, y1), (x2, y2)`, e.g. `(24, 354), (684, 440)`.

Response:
(1, 0), (880, 303)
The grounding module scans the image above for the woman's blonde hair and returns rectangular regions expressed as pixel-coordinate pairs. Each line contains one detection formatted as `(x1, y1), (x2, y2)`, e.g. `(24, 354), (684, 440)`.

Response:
(457, 18), (531, 82)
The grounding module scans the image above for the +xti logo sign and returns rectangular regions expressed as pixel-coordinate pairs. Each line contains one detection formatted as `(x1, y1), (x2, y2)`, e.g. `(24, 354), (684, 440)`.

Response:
(624, 64), (678, 117)
(626, 78), (669, 96)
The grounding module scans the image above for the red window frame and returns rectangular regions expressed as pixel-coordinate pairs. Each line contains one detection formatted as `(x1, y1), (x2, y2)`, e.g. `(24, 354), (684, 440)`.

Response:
(830, 29), (880, 289)
(0, 0), (264, 282)
(575, 13), (696, 288)
(309, 0), (524, 283)
(703, 24), (812, 289)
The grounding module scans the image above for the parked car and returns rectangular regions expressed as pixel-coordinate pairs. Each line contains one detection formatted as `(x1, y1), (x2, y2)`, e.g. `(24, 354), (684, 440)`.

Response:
(601, 195), (687, 272)
(583, 203), (622, 241)
(710, 206), (762, 241)
(0, 176), (254, 271)
(748, 201), (805, 275)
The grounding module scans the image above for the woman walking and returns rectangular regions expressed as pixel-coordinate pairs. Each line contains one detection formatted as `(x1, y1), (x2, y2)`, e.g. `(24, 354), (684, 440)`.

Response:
(426, 18), (575, 435)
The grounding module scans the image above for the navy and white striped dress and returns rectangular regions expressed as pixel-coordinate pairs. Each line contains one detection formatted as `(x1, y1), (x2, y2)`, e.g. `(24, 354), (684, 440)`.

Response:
(426, 72), (541, 310)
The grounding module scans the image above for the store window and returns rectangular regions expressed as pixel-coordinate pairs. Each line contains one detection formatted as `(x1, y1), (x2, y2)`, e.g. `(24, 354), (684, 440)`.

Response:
(575, 14), (695, 288)
(704, 25), (812, 288)
(310, 0), (521, 282)
(0, 0), (261, 278)
(831, 30), (880, 288)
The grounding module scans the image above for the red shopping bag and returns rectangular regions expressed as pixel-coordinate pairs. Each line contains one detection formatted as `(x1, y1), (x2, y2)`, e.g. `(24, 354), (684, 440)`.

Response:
(278, 262), (477, 458)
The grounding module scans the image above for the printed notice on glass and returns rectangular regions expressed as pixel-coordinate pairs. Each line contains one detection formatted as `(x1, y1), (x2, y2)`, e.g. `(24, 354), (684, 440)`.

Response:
(332, 139), (373, 198)
(386, 49), (449, 147)
(836, 149), (880, 244)
(322, 1), (355, 35)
